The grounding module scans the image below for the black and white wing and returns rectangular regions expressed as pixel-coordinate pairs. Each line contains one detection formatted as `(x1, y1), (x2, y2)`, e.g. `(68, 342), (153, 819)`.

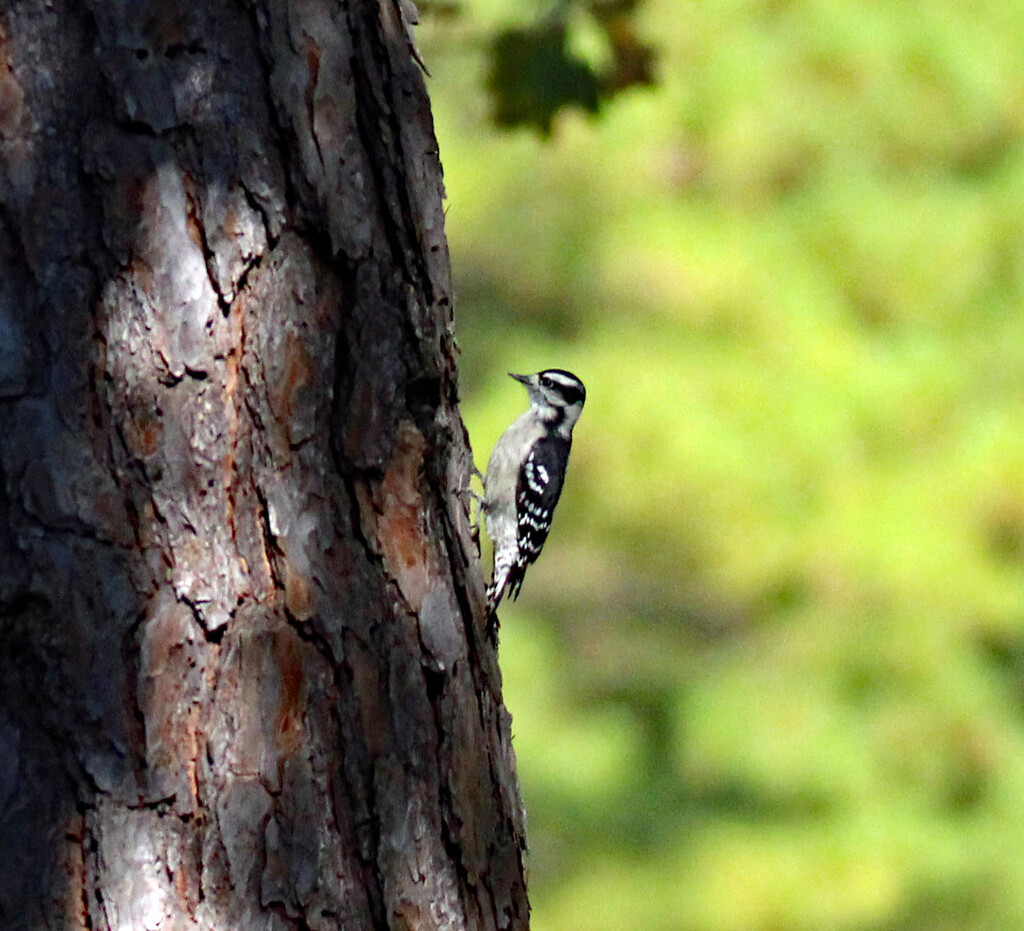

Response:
(505, 434), (570, 601)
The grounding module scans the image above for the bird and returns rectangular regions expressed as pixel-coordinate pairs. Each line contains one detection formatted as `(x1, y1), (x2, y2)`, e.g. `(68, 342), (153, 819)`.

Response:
(482, 369), (586, 632)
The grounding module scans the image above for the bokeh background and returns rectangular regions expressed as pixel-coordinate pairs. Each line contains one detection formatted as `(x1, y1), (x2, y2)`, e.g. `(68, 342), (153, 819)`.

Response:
(422, 2), (1024, 928)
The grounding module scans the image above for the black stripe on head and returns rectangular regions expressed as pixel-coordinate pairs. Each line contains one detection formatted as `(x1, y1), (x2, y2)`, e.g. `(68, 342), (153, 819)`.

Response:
(538, 369), (586, 406)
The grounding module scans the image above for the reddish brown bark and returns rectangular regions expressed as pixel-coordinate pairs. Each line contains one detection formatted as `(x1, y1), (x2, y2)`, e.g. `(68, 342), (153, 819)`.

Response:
(0, 1), (528, 928)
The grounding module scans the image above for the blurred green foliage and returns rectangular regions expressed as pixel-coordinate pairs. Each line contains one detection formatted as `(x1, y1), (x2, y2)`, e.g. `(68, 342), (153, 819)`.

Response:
(485, 0), (654, 134)
(420, 1), (1024, 928)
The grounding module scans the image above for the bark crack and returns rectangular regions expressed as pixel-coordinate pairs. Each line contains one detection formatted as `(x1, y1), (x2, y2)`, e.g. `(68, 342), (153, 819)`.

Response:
(344, 0), (431, 293)
(241, 0), (303, 234)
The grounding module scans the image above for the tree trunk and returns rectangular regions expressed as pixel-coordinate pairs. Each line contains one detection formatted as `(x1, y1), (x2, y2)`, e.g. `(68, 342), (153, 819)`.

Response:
(0, 1), (528, 929)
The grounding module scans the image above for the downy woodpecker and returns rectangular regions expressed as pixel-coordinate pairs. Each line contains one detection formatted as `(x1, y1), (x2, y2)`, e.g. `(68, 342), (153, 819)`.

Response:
(483, 369), (586, 623)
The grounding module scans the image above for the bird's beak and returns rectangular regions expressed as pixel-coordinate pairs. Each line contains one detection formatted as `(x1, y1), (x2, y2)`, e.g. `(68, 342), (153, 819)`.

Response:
(509, 372), (532, 385)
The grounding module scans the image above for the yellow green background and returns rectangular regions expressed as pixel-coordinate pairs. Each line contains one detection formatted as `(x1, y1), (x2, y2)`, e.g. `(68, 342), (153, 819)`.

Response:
(423, 2), (1024, 928)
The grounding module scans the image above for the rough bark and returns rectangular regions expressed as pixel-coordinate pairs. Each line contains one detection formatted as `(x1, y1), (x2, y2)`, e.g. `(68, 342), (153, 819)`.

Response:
(0, 1), (528, 929)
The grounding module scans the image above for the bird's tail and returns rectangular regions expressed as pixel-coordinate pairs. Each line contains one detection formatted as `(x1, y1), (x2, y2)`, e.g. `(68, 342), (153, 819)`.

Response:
(486, 569), (509, 615)
(487, 542), (522, 612)
(485, 549), (522, 642)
